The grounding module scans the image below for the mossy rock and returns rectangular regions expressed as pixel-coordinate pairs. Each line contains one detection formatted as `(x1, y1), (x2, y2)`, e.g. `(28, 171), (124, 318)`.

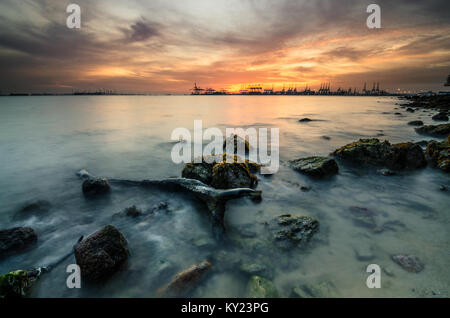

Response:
(426, 137), (450, 173)
(415, 123), (450, 137)
(0, 270), (30, 298)
(245, 276), (279, 298)
(182, 153), (259, 189)
(272, 214), (319, 249)
(332, 138), (426, 170)
(289, 156), (338, 178)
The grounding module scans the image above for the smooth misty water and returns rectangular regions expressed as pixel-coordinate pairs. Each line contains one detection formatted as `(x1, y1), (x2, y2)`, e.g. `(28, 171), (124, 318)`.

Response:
(0, 96), (448, 298)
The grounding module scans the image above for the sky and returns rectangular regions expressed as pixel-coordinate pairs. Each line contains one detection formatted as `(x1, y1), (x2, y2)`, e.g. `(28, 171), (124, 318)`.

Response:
(0, 0), (449, 94)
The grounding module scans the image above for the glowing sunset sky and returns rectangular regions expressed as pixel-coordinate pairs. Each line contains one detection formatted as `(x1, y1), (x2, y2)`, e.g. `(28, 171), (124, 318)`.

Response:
(0, 0), (449, 93)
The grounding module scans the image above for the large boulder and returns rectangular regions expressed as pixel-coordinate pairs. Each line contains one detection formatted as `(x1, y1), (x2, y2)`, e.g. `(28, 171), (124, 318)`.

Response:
(426, 136), (450, 172)
(156, 260), (212, 297)
(289, 156), (338, 178)
(74, 225), (129, 283)
(331, 138), (426, 170)
(182, 154), (258, 189)
(245, 275), (279, 298)
(82, 177), (111, 196)
(415, 123), (450, 137)
(0, 227), (37, 259)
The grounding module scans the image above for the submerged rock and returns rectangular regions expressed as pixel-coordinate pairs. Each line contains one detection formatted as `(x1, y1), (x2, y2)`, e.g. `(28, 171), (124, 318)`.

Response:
(298, 118), (313, 122)
(406, 108), (415, 113)
(332, 138), (426, 170)
(0, 270), (30, 298)
(157, 260), (212, 297)
(74, 225), (129, 282)
(289, 156), (338, 178)
(245, 276), (279, 298)
(0, 227), (37, 259)
(432, 112), (449, 121)
(415, 123), (450, 137)
(82, 177), (111, 196)
(291, 281), (337, 298)
(408, 120), (424, 126)
(378, 168), (396, 176)
(347, 206), (377, 230)
(391, 254), (424, 273)
(272, 214), (319, 249)
(182, 154), (258, 189)
(13, 200), (51, 220)
(426, 136), (450, 173)
(240, 263), (268, 276)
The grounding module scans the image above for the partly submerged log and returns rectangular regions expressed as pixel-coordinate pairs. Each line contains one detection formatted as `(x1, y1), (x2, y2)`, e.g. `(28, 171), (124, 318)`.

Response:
(77, 170), (262, 240)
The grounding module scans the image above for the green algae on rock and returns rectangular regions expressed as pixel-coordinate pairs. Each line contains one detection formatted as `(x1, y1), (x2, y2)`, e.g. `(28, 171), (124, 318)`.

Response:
(0, 270), (30, 298)
(426, 136), (450, 172)
(182, 153), (258, 189)
(289, 156), (338, 178)
(245, 275), (279, 298)
(332, 138), (426, 170)
(273, 214), (319, 249)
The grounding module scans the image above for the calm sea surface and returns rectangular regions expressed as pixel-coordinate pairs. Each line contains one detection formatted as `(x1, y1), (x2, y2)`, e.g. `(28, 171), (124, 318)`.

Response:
(0, 96), (448, 297)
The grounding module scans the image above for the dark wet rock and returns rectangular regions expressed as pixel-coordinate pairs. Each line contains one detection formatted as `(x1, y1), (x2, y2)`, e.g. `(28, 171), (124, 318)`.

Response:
(391, 254), (424, 273)
(300, 185), (312, 192)
(13, 200), (51, 220)
(245, 275), (279, 298)
(347, 206), (377, 230)
(426, 136), (450, 172)
(321, 136), (331, 140)
(211, 161), (258, 189)
(272, 214), (319, 249)
(156, 260), (212, 297)
(223, 134), (250, 154)
(182, 154), (258, 189)
(415, 140), (430, 148)
(406, 108), (415, 113)
(332, 138), (426, 170)
(432, 112), (449, 121)
(378, 168), (396, 176)
(181, 161), (212, 185)
(291, 281), (337, 298)
(408, 120), (424, 126)
(415, 123), (450, 137)
(289, 156), (338, 178)
(82, 177), (111, 196)
(299, 118), (313, 122)
(123, 205), (142, 218)
(0, 270), (30, 298)
(394, 112), (402, 115)
(0, 227), (37, 259)
(440, 185), (447, 191)
(74, 225), (129, 283)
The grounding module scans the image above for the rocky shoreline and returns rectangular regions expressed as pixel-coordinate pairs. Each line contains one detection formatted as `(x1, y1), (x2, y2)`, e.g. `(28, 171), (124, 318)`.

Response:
(1, 97), (449, 298)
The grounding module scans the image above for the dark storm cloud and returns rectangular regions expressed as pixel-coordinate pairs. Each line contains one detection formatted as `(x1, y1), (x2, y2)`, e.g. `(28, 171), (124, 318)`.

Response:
(122, 20), (160, 42)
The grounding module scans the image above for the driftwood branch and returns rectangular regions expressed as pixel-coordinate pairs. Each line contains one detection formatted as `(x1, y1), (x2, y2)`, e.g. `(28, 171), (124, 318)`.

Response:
(77, 170), (261, 240)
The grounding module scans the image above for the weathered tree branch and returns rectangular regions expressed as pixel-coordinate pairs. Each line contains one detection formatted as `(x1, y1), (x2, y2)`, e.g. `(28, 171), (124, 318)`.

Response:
(77, 170), (262, 240)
